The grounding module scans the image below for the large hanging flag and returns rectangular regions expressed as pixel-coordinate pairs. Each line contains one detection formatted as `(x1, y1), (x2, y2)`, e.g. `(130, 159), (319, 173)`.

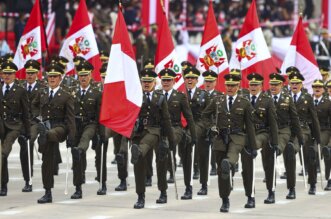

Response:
(196, 0), (229, 92)
(142, 0), (169, 34)
(281, 16), (321, 94)
(229, 0), (275, 89)
(99, 7), (142, 138)
(322, 0), (331, 32)
(59, 0), (102, 81)
(13, 0), (46, 79)
(154, 2), (182, 90)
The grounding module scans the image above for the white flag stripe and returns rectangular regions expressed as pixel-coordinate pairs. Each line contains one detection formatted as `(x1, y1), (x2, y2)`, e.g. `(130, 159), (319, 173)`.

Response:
(105, 44), (142, 107)
(230, 27), (271, 70)
(46, 12), (55, 44)
(149, 0), (157, 25)
(280, 45), (296, 74)
(13, 26), (41, 69)
(59, 24), (99, 73)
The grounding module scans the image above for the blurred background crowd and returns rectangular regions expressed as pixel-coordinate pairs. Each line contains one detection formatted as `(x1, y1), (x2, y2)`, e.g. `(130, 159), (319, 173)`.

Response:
(0, 0), (325, 61)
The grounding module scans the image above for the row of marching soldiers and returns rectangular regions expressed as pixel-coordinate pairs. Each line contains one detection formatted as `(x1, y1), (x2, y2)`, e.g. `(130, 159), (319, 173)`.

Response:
(0, 53), (331, 213)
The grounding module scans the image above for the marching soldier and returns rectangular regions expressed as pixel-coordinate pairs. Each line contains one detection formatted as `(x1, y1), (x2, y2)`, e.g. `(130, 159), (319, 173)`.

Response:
(99, 50), (109, 63)
(268, 73), (303, 199)
(229, 69), (249, 97)
(320, 66), (330, 84)
(202, 74), (256, 212)
(18, 59), (45, 192)
(311, 79), (331, 190)
(130, 69), (175, 209)
(180, 66), (209, 199)
(159, 69), (196, 187)
(289, 72), (321, 195)
(70, 61), (101, 199)
(35, 63), (75, 203)
(0, 61), (30, 196)
(241, 73), (278, 208)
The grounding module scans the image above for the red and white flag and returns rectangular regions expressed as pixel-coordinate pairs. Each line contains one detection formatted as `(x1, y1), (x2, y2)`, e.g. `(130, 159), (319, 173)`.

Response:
(155, 6), (182, 90)
(13, 0), (46, 79)
(99, 8), (142, 138)
(281, 16), (321, 94)
(322, 0), (331, 32)
(59, 0), (102, 81)
(142, 0), (169, 34)
(229, 0), (275, 89)
(196, 0), (229, 92)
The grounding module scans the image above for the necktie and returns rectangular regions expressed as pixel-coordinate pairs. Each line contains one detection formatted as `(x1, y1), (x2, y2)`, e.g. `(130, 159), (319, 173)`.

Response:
(145, 92), (150, 103)
(188, 89), (192, 100)
(228, 96), (233, 110)
(81, 90), (86, 99)
(293, 94), (297, 103)
(273, 95), (278, 104)
(314, 99), (319, 107)
(28, 85), (32, 93)
(251, 95), (257, 106)
(5, 84), (10, 96)
(165, 92), (168, 101)
(49, 90), (54, 102)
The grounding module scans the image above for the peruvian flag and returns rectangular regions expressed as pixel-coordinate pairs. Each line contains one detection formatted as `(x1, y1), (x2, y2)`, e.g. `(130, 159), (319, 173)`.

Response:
(13, 0), (46, 79)
(142, 0), (169, 34)
(229, 0), (275, 89)
(59, 0), (102, 81)
(155, 5), (182, 90)
(196, 0), (229, 92)
(99, 8), (142, 138)
(322, 0), (331, 32)
(281, 16), (321, 94)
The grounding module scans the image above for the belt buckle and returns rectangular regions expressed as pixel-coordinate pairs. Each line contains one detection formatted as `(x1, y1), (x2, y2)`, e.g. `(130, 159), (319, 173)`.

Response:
(143, 118), (148, 126)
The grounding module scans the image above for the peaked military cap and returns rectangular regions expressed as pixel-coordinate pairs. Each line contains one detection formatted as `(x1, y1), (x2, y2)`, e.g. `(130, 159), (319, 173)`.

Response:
(100, 50), (109, 62)
(24, 59), (40, 73)
(1, 61), (18, 73)
(230, 68), (241, 76)
(3, 53), (14, 62)
(202, 70), (218, 81)
(140, 68), (157, 81)
(312, 79), (324, 87)
(247, 72), (263, 85)
(286, 66), (299, 76)
(143, 58), (155, 69)
(289, 71), (305, 83)
(320, 66), (330, 76)
(326, 80), (331, 87)
(269, 73), (285, 84)
(183, 66), (200, 78)
(46, 63), (64, 76)
(160, 68), (176, 79)
(181, 61), (193, 71)
(224, 74), (240, 85)
(100, 62), (108, 77)
(76, 61), (94, 76)
(73, 56), (87, 66)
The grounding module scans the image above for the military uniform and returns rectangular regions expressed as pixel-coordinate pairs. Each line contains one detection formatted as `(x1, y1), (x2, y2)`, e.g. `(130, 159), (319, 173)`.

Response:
(202, 74), (256, 213)
(289, 72), (321, 195)
(35, 63), (76, 203)
(312, 79), (331, 190)
(0, 61), (30, 196)
(131, 69), (175, 209)
(180, 67), (210, 200)
(240, 73), (278, 208)
(18, 59), (45, 192)
(70, 61), (101, 199)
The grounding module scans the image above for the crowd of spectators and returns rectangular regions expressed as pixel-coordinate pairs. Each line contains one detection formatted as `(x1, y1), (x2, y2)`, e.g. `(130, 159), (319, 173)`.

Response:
(0, 0), (320, 58)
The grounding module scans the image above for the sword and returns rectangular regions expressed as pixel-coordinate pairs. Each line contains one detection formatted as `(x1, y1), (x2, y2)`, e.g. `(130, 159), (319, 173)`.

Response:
(99, 141), (104, 191)
(170, 151), (178, 200)
(251, 157), (256, 198)
(207, 143), (212, 186)
(300, 145), (307, 189)
(317, 143), (324, 190)
(27, 140), (32, 186)
(190, 144), (196, 186)
(272, 150), (277, 191)
(0, 140), (2, 184)
(64, 148), (69, 195)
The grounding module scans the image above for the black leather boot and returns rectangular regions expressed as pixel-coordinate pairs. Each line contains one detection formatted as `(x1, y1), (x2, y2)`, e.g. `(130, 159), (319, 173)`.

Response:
(37, 189), (52, 204)
(220, 197), (230, 213)
(181, 186), (192, 200)
(71, 185), (82, 199)
(115, 179), (127, 191)
(97, 183), (107, 195)
(244, 196), (255, 208)
(286, 188), (296, 199)
(156, 191), (167, 204)
(264, 190), (275, 204)
(134, 193), (145, 209)
(22, 181), (32, 192)
(197, 184), (207, 195)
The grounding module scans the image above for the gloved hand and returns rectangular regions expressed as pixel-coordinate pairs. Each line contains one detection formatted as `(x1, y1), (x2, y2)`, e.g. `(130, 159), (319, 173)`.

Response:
(245, 147), (257, 158)
(271, 144), (281, 156)
(66, 138), (75, 148)
(191, 138), (197, 146)
(208, 126), (219, 139)
(298, 138), (304, 147)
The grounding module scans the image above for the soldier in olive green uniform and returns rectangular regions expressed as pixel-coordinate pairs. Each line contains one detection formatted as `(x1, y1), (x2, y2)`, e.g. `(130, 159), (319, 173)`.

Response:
(268, 73), (303, 199)
(180, 66), (209, 199)
(0, 61), (30, 196)
(203, 71), (223, 176)
(311, 79), (331, 190)
(241, 73), (278, 208)
(18, 60), (45, 192)
(289, 72), (321, 195)
(130, 69), (175, 209)
(35, 63), (75, 204)
(327, 80), (331, 99)
(319, 67), (330, 85)
(70, 61), (101, 199)
(159, 69), (196, 187)
(202, 74), (256, 213)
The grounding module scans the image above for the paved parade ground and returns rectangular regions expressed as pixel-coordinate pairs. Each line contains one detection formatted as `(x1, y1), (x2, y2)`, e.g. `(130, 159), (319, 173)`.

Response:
(1, 141), (331, 219)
